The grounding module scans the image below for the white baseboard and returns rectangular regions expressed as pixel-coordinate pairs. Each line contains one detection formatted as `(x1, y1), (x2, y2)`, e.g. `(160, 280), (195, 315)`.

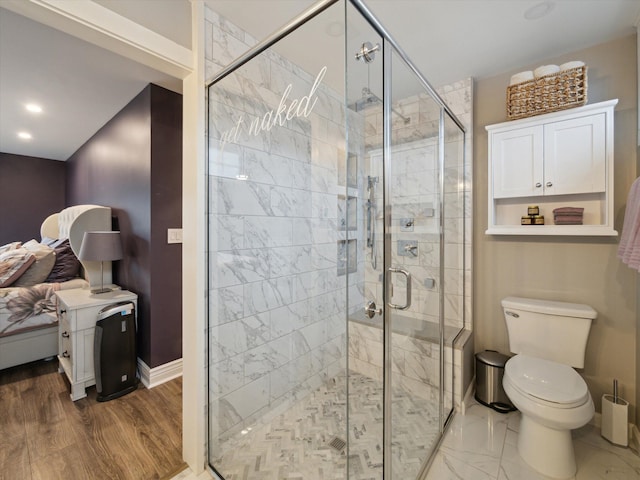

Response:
(137, 357), (182, 389)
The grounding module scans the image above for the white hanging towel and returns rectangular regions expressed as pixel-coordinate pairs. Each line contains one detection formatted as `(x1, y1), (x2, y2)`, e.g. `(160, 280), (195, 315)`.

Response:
(618, 177), (640, 271)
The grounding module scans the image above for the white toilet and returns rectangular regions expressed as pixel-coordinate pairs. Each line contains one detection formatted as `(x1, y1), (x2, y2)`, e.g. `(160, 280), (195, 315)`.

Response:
(501, 296), (597, 479)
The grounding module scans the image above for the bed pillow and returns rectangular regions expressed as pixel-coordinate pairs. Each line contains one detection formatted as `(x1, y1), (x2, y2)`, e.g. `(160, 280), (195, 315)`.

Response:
(45, 239), (81, 283)
(0, 248), (36, 287)
(0, 241), (21, 255)
(41, 237), (58, 247)
(41, 237), (67, 248)
(13, 240), (56, 287)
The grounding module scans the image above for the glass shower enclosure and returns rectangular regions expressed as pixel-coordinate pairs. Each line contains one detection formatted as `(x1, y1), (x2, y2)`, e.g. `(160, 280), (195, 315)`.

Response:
(206, 1), (466, 478)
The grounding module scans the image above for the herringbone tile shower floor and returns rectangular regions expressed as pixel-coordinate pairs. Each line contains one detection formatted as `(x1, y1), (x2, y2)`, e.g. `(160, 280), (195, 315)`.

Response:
(210, 372), (439, 480)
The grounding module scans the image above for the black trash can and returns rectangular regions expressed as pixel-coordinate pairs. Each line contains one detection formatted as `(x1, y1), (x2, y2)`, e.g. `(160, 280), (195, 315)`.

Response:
(94, 301), (138, 402)
(475, 350), (516, 413)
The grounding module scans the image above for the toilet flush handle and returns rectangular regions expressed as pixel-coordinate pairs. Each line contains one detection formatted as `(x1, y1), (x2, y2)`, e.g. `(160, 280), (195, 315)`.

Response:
(505, 310), (519, 318)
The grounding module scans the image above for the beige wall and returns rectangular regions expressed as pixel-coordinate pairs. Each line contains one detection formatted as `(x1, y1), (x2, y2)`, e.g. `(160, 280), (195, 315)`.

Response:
(474, 34), (638, 418)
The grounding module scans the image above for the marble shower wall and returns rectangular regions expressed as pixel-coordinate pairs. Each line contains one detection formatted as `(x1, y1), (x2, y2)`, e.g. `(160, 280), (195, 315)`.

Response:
(350, 79), (473, 409)
(361, 79), (472, 332)
(205, 7), (350, 445)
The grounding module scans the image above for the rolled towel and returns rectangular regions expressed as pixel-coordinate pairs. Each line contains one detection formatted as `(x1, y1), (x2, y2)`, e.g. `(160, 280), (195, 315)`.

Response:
(510, 71), (534, 85)
(534, 64), (560, 78)
(553, 207), (584, 215)
(560, 60), (585, 71)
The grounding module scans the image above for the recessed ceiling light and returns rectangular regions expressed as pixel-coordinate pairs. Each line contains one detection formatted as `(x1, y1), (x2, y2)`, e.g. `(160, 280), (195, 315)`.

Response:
(524, 1), (555, 20)
(25, 103), (42, 113)
(18, 131), (32, 140)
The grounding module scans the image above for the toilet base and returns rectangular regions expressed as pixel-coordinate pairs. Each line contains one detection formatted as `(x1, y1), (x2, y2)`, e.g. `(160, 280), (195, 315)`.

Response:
(518, 414), (576, 479)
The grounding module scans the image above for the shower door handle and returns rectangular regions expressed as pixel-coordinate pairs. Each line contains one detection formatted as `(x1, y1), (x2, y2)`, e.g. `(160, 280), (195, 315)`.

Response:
(388, 267), (412, 310)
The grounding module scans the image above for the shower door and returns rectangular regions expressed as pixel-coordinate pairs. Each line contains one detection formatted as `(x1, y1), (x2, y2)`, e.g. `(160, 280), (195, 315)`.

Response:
(345, 6), (450, 476)
(386, 48), (448, 478)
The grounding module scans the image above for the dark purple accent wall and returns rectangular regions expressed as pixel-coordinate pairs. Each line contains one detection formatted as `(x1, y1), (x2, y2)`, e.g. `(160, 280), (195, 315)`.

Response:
(150, 86), (183, 367)
(0, 153), (66, 245)
(66, 84), (182, 368)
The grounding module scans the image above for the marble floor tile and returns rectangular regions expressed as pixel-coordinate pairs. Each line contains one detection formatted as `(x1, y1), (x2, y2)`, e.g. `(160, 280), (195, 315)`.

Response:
(425, 450), (496, 480)
(437, 403), (508, 478)
(175, 394), (640, 480)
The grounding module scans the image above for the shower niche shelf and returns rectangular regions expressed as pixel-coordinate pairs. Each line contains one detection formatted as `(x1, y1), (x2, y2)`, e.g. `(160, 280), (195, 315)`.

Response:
(338, 195), (358, 231)
(337, 239), (357, 276)
(485, 99), (618, 236)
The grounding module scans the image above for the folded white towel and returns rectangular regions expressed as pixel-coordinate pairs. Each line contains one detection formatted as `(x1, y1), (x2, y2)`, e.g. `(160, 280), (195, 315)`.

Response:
(560, 60), (585, 71)
(618, 177), (640, 271)
(510, 71), (534, 85)
(534, 64), (560, 78)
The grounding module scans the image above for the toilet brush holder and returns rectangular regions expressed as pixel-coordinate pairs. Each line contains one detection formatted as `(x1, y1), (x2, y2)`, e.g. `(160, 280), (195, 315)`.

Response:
(601, 393), (628, 446)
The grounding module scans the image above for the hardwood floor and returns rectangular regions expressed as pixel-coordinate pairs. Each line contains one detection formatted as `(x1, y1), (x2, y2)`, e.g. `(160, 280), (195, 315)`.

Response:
(0, 359), (185, 480)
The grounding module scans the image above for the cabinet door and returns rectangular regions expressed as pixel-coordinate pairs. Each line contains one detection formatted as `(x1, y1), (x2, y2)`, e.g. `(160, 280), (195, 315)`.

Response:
(543, 113), (606, 195)
(491, 125), (543, 198)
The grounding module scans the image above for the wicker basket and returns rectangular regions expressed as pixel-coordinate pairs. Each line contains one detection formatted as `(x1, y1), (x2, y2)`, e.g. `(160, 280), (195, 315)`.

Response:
(506, 66), (587, 120)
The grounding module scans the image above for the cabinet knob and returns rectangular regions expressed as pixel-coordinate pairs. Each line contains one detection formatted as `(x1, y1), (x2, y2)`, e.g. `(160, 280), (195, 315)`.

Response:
(61, 331), (69, 338)
(546, 182), (553, 187)
(535, 182), (542, 188)
(60, 309), (66, 314)
(62, 350), (70, 358)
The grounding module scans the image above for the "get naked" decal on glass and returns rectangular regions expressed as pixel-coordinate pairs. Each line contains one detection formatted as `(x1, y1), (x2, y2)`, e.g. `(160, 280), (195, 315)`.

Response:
(219, 66), (327, 154)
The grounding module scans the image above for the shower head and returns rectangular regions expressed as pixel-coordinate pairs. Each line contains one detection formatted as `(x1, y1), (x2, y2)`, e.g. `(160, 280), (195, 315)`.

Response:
(348, 87), (411, 124)
(350, 88), (380, 112)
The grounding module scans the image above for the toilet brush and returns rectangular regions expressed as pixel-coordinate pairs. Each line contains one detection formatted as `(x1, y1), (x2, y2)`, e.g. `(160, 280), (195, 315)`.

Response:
(601, 378), (628, 446)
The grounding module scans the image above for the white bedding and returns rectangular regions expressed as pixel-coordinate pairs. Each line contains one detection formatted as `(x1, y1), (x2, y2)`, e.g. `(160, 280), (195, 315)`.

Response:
(0, 278), (86, 337)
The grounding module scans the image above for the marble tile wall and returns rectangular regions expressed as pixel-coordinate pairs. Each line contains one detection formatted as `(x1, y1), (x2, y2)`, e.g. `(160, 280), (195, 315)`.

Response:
(361, 80), (472, 332)
(349, 319), (463, 408)
(205, 7), (350, 445)
(351, 78), (473, 410)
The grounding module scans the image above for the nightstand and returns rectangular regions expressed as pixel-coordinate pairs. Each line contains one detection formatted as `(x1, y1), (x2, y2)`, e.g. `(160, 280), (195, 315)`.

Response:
(56, 288), (138, 401)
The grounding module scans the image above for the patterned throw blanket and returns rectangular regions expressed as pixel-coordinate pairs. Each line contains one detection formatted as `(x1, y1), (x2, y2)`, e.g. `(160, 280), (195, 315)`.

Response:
(0, 283), (61, 337)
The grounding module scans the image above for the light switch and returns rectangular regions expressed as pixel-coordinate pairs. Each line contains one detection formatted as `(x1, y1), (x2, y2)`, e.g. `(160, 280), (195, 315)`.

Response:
(167, 228), (183, 244)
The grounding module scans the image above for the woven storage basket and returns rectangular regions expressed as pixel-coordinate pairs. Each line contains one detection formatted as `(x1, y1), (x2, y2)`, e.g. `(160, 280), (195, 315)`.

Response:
(506, 66), (587, 120)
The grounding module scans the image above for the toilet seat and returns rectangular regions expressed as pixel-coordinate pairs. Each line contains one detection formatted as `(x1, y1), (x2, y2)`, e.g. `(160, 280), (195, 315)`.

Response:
(505, 354), (589, 409)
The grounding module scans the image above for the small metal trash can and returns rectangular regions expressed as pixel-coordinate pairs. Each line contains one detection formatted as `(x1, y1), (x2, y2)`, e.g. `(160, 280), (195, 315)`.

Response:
(475, 350), (516, 413)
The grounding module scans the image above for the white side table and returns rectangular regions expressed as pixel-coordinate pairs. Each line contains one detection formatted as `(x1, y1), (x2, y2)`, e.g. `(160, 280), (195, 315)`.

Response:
(56, 288), (138, 401)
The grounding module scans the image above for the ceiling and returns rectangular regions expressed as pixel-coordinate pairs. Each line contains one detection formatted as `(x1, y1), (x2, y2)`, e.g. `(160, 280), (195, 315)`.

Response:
(0, 7), (182, 161)
(1, 0), (638, 161)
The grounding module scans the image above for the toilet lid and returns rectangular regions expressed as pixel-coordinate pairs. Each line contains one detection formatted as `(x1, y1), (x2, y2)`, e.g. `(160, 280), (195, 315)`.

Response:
(505, 355), (589, 407)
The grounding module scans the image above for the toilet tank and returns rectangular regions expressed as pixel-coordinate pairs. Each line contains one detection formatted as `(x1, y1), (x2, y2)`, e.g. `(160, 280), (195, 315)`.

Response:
(501, 296), (597, 368)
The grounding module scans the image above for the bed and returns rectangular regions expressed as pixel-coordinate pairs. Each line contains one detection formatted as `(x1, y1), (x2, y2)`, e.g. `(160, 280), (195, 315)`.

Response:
(0, 205), (113, 370)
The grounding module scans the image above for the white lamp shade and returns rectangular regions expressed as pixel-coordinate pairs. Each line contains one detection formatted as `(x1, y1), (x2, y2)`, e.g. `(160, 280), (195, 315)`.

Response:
(78, 231), (123, 262)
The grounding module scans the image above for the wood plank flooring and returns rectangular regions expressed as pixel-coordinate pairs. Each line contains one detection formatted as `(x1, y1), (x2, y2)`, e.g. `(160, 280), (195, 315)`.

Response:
(0, 359), (185, 480)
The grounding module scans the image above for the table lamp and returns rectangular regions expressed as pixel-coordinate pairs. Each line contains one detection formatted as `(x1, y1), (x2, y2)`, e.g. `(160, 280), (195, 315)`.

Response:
(78, 231), (123, 294)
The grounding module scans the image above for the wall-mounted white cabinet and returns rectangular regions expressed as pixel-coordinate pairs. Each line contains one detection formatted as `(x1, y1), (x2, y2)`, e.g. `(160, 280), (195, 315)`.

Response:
(486, 99), (618, 236)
